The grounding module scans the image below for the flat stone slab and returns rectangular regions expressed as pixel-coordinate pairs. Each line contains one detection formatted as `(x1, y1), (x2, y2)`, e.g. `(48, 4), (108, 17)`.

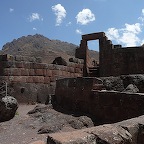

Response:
(47, 115), (144, 144)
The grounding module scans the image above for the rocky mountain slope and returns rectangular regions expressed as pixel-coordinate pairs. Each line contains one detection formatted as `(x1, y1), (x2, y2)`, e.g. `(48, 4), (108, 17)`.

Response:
(1, 34), (99, 63)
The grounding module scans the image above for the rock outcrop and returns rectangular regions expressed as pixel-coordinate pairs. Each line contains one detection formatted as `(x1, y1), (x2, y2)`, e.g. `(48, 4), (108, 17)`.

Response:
(47, 115), (144, 144)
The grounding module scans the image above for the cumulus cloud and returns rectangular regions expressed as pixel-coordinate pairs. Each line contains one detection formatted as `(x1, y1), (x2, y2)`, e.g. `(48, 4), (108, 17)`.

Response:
(76, 9), (95, 25)
(119, 32), (140, 47)
(106, 8), (144, 47)
(52, 4), (66, 26)
(28, 13), (43, 22)
(106, 23), (142, 47)
(9, 8), (14, 13)
(106, 28), (120, 40)
(106, 8), (144, 48)
(124, 23), (141, 34)
(76, 29), (83, 34)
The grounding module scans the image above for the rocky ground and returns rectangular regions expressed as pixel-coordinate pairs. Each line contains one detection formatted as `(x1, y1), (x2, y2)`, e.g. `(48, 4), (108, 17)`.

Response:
(0, 104), (94, 144)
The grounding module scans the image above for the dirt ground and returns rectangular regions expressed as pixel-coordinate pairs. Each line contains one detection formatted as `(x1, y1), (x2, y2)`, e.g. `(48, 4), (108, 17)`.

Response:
(0, 104), (47, 144)
(0, 104), (94, 144)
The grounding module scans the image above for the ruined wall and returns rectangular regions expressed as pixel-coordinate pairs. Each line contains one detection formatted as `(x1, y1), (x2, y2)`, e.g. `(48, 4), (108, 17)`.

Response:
(55, 77), (144, 124)
(0, 54), (83, 103)
(110, 46), (144, 76)
(76, 32), (144, 77)
(100, 45), (144, 77)
(75, 32), (113, 77)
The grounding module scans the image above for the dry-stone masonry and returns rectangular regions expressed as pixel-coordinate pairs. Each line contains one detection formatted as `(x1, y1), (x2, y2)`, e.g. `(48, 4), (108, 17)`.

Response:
(0, 54), (83, 103)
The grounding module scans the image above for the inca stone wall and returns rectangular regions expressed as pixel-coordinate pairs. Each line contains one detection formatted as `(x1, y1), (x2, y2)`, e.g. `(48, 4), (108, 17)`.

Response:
(111, 46), (144, 76)
(0, 54), (83, 103)
(76, 32), (144, 77)
(55, 77), (144, 124)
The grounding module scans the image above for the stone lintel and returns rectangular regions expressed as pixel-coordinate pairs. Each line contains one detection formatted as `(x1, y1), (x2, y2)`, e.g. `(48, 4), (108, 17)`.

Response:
(82, 32), (105, 41)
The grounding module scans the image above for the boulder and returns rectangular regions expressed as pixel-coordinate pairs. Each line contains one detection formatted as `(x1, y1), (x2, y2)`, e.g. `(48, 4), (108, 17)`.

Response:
(69, 57), (84, 64)
(0, 96), (18, 122)
(52, 57), (67, 66)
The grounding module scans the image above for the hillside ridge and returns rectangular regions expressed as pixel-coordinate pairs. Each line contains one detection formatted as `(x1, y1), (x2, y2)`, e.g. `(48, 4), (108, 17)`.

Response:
(1, 34), (99, 63)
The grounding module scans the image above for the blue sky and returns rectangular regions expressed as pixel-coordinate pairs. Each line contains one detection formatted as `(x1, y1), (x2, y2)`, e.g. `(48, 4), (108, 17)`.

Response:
(1, 0), (144, 51)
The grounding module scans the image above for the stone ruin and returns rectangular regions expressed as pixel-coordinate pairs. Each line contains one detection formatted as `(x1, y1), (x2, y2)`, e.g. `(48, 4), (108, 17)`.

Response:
(1, 32), (144, 143)
(76, 32), (144, 77)
(48, 32), (144, 143)
(0, 54), (83, 103)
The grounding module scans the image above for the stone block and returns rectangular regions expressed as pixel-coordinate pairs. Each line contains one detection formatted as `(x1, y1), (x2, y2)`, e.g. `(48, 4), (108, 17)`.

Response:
(61, 66), (67, 71)
(50, 77), (56, 82)
(12, 76), (26, 83)
(21, 68), (29, 76)
(54, 65), (62, 70)
(28, 69), (35, 76)
(70, 73), (75, 77)
(33, 76), (44, 83)
(75, 63), (79, 68)
(68, 67), (75, 73)
(33, 63), (45, 69)
(47, 124), (132, 144)
(26, 76), (33, 83)
(52, 70), (59, 76)
(23, 62), (31, 69)
(62, 71), (68, 77)
(58, 70), (63, 76)
(44, 77), (50, 84)
(47, 64), (55, 70)
(78, 64), (84, 69)
(67, 72), (71, 77)
(59, 66), (66, 71)
(75, 68), (81, 73)
(0, 76), (8, 81)
(46, 70), (53, 77)
(2, 68), (10, 76)
(35, 69), (44, 76)
(15, 62), (24, 68)
(10, 68), (22, 76)
(74, 73), (81, 77)
(43, 69), (47, 76)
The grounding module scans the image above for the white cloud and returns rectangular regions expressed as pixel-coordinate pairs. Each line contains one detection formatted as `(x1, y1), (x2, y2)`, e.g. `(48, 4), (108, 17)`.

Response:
(28, 13), (43, 22)
(76, 9), (95, 25)
(52, 4), (66, 26)
(119, 32), (140, 47)
(33, 27), (37, 31)
(124, 23), (141, 34)
(105, 8), (144, 47)
(9, 8), (14, 13)
(76, 29), (82, 34)
(106, 28), (119, 40)
(106, 23), (142, 47)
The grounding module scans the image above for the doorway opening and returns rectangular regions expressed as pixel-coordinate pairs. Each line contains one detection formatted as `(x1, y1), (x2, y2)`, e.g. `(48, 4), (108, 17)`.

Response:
(87, 40), (100, 77)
